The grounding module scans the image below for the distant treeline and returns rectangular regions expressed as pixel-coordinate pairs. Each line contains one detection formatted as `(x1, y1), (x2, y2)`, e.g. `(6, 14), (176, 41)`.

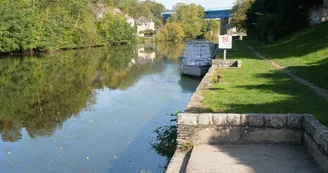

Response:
(231, 0), (323, 42)
(0, 0), (166, 53)
(156, 4), (220, 42)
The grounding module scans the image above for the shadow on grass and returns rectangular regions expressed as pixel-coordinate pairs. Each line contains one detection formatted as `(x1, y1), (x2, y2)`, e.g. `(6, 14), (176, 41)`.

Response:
(248, 23), (328, 90)
(204, 69), (328, 126)
(286, 58), (328, 90)
(253, 22), (328, 59)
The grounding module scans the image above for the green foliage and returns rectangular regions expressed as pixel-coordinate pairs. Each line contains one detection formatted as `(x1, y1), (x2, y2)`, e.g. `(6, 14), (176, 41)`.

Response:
(204, 20), (220, 41)
(0, 1), (39, 52)
(156, 3), (206, 41)
(152, 111), (180, 161)
(114, 0), (165, 20)
(156, 22), (185, 42)
(0, 0), (142, 53)
(97, 14), (135, 45)
(244, 0), (322, 41)
(177, 4), (205, 39)
(231, 0), (254, 32)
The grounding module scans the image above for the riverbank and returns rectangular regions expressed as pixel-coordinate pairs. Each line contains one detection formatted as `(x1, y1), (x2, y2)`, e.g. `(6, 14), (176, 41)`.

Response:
(201, 41), (328, 126)
(165, 40), (328, 173)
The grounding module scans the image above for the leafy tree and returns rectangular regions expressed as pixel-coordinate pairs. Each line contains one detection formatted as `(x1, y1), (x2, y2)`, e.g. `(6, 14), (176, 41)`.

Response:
(166, 22), (185, 41)
(0, 1), (39, 52)
(0, 0), (142, 53)
(245, 0), (322, 41)
(156, 22), (185, 42)
(204, 20), (220, 40)
(97, 13), (135, 45)
(172, 3), (186, 11)
(231, 0), (254, 32)
(177, 4), (205, 39)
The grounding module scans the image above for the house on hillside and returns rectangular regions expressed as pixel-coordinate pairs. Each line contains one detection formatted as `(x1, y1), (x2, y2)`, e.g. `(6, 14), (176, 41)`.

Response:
(135, 16), (155, 37)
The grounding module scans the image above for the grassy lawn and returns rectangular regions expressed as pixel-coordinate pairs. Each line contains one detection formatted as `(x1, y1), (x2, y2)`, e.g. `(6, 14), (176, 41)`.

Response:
(250, 22), (328, 90)
(201, 41), (328, 126)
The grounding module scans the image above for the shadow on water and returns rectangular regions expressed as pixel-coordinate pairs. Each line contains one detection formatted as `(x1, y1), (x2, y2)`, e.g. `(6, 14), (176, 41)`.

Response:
(178, 76), (202, 93)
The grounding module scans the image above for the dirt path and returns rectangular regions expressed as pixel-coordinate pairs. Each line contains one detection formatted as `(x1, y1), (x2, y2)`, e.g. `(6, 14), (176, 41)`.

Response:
(249, 46), (328, 101)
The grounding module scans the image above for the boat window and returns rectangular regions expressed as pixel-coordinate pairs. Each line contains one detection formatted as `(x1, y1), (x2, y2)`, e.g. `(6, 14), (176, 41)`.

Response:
(192, 45), (198, 53)
(200, 45), (207, 52)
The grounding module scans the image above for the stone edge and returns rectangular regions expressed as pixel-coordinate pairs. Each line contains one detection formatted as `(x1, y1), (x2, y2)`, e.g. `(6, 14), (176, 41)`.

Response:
(165, 150), (190, 173)
(212, 60), (242, 68)
(303, 115), (328, 172)
(178, 113), (305, 129)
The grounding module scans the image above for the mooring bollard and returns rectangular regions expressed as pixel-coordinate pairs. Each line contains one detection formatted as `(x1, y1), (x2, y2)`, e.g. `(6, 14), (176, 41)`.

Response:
(217, 74), (223, 83)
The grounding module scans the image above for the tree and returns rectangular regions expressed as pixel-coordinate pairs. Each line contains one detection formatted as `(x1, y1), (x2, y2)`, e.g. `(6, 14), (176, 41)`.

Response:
(167, 22), (185, 41)
(177, 4), (205, 39)
(245, 0), (322, 41)
(0, 1), (39, 53)
(156, 22), (185, 42)
(97, 13), (135, 45)
(172, 3), (186, 11)
(231, 0), (254, 32)
(204, 20), (220, 40)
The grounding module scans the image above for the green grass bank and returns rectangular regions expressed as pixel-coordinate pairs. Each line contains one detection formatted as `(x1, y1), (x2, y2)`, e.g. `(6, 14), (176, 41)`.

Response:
(201, 41), (328, 126)
(251, 22), (328, 90)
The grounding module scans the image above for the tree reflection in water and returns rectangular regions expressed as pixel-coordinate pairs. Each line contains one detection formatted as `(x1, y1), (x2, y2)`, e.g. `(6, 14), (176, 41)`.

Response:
(0, 43), (183, 142)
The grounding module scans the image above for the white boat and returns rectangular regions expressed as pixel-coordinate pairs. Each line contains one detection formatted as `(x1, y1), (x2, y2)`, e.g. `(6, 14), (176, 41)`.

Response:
(180, 40), (217, 76)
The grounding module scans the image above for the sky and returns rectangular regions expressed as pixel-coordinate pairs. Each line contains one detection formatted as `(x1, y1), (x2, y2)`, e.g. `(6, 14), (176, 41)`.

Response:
(154, 0), (236, 10)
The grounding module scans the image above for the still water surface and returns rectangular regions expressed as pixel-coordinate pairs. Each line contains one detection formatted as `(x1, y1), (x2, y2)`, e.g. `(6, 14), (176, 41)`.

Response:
(0, 43), (200, 173)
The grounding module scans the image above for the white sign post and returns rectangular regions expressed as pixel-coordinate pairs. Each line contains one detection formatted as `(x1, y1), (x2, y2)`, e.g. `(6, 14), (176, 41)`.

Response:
(218, 35), (232, 60)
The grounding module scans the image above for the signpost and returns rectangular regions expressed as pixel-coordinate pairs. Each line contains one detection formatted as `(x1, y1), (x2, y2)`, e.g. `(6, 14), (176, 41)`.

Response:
(218, 35), (232, 60)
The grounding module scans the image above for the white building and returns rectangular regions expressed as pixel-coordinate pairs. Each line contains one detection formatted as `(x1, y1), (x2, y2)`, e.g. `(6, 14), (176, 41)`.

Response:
(135, 16), (155, 37)
(124, 14), (135, 27)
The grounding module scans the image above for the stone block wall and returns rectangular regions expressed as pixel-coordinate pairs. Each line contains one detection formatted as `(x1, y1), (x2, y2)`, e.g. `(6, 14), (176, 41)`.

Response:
(177, 113), (303, 145)
(303, 115), (328, 172)
(212, 60), (242, 68)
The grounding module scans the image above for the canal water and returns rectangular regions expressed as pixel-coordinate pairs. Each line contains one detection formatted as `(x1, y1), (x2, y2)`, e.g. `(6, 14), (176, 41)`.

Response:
(0, 43), (201, 173)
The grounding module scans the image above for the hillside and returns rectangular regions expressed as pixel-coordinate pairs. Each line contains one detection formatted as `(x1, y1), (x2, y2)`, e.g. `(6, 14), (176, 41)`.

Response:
(253, 22), (328, 90)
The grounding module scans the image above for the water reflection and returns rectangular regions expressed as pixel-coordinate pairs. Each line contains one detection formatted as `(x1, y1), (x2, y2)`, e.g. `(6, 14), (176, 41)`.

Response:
(0, 44), (175, 142)
(0, 42), (196, 173)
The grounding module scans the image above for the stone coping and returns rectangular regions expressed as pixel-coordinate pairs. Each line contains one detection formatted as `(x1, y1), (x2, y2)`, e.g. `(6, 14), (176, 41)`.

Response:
(178, 113), (306, 129)
(303, 115), (328, 161)
(165, 151), (190, 173)
(212, 60), (242, 68)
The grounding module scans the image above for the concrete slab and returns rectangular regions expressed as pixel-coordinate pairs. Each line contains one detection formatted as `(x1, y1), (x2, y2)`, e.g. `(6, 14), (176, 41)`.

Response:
(186, 144), (322, 173)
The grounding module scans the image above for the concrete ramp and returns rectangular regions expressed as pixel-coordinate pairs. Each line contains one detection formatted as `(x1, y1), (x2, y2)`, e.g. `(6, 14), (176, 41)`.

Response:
(186, 145), (322, 173)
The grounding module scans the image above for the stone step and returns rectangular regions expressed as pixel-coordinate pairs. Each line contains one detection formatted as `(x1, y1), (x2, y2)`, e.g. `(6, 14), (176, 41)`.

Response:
(186, 144), (322, 173)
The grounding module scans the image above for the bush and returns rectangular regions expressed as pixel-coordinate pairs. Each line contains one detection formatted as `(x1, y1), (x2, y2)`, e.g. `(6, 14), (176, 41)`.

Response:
(156, 22), (185, 42)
